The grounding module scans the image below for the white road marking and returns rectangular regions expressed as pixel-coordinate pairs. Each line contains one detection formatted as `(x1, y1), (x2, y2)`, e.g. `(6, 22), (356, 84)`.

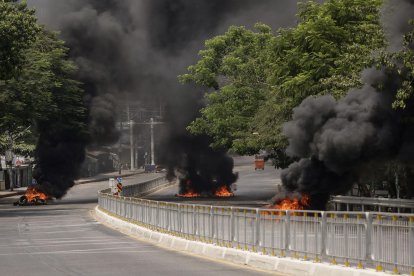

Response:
(0, 247), (158, 256)
(0, 241), (143, 249)
(17, 222), (100, 230)
(16, 229), (91, 234)
(0, 250), (158, 256)
(13, 237), (110, 241)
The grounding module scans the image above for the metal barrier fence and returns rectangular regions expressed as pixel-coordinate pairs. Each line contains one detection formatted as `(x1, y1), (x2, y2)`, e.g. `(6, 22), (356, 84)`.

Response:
(98, 181), (414, 275)
(121, 176), (169, 197)
(331, 196), (414, 213)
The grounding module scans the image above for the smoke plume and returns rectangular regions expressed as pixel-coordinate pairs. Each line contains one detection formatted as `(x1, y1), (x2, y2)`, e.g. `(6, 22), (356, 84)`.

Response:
(28, 0), (299, 197)
(165, 135), (238, 195)
(279, 0), (414, 209)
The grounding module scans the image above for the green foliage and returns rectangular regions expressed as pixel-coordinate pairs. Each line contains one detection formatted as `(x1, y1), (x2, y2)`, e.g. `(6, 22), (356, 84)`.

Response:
(0, 1), (86, 155)
(255, 0), (384, 161)
(181, 0), (385, 167)
(383, 21), (414, 109)
(0, 1), (40, 80)
(181, 24), (273, 153)
(32, 30), (87, 141)
(0, 126), (36, 156)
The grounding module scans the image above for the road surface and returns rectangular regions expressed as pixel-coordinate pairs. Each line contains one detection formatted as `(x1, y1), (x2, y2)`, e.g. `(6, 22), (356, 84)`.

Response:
(0, 170), (279, 276)
(145, 156), (282, 207)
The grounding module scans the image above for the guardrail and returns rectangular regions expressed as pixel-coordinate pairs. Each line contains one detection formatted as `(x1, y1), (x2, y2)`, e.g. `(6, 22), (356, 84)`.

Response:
(121, 176), (169, 197)
(331, 196), (414, 213)
(98, 179), (414, 275)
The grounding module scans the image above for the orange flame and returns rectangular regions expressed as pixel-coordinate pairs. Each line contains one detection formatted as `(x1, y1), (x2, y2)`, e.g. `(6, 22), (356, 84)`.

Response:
(271, 193), (310, 210)
(24, 186), (50, 203)
(214, 185), (234, 197)
(177, 188), (201, 198)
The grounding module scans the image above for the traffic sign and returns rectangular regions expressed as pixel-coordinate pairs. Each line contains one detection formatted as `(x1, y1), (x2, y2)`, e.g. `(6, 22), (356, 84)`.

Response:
(117, 183), (123, 193)
(5, 150), (13, 162)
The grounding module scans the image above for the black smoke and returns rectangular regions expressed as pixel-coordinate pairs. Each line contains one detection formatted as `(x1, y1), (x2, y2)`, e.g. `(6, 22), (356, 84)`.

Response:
(28, 0), (299, 197)
(280, 81), (401, 209)
(279, 0), (414, 209)
(166, 135), (238, 195)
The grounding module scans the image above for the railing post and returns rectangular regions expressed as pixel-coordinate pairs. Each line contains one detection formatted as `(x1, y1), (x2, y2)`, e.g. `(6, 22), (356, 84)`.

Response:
(344, 214), (349, 266)
(409, 216), (414, 276)
(230, 207), (235, 243)
(156, 201), (160, 228)
(320, 212), (327, 260)
(303, 212), (308, 260)
(166, 203), (171, 231)
(285, 211), (291, 256)
(365, 212), (373, 266)
(314, 212), (320, 262)
(255, 208), (260, 252)
(210, 206), (214, 240)
(178, 203), (182, 234)
(391, 215), (399, 274)
(193, 205), (197, 237)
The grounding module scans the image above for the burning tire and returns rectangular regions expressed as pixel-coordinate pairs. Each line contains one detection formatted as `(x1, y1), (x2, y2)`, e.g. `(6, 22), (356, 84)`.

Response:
(35, 197), (47, 205)
(13, 196), (28, 206)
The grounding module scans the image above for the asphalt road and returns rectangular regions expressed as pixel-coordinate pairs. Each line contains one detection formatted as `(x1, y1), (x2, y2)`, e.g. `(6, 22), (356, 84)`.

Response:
(0, 168), (279, 276)
(145, 156), (282, 207)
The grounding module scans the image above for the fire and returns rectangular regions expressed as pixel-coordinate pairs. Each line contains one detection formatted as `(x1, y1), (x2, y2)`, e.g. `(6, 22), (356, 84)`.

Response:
(271, 193), (310, 210)
(177, 179), (201, 198)
(214, 185), (234, 197)
(24, 186), (50, 203)
(176, 179), (235, 198)
(14, 185), (50, 206)
(177, 188), (201, 198)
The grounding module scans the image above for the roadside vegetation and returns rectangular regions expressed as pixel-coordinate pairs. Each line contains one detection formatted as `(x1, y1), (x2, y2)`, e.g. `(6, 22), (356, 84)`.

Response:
(0, 1), (87, 157)
(181, 0), (414, 197)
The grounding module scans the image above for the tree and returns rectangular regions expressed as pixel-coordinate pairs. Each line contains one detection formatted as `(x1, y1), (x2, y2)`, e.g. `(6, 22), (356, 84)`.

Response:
(33, 30), (88, 197)
(0, 1), (87, 158)
(0, 1), (41, 154)
(181, 0), (385, 167)
(180, 24), (273, 153)
(384, 21), (414, 109)
(0, 1), (40, 80)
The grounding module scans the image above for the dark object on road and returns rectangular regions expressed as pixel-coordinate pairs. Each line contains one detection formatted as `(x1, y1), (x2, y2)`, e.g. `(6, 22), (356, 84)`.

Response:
(155, 165), (166, 173)
(13, 195), (48, 206)
(145, 164), (156, 172)
(254, 156), (265, 170)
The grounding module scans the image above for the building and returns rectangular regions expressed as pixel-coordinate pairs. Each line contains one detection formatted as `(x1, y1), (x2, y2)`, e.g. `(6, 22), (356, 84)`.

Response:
(0, 156), (32, 190)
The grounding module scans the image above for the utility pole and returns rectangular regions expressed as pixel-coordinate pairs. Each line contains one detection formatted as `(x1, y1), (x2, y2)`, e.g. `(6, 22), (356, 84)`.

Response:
(150, 117), (155, 166)
(129, 119), (134, 170)
(127, 103), (134, 170)
(118, 121), (123, 175)
(395, 172), (400, 199)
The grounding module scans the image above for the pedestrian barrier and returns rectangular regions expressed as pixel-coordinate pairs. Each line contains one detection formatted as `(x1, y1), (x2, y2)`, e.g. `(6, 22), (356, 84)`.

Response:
(330, 195), (414, 213)
(98, 178), (414, 275)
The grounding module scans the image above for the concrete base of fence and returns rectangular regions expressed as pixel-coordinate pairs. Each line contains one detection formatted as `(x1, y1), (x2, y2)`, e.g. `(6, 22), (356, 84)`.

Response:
(94, 206), (397, 276)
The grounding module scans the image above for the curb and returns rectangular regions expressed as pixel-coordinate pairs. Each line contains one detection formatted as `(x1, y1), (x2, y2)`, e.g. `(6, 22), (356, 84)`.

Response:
(0, 190), (25, 199)
(94, 206), (395, 276)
